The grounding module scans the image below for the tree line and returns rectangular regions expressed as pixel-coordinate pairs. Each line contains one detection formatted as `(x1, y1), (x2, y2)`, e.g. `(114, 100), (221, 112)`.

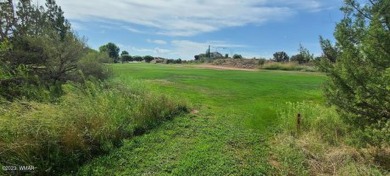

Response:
(98, 42), (183, 64)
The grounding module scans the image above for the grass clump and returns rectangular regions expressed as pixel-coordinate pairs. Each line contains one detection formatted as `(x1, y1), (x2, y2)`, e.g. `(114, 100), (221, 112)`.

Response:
(270, 101), (388, 175)
(0, 80), (188, 175)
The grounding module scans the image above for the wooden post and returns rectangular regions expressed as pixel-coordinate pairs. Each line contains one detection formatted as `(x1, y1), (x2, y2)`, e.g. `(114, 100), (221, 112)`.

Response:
(297, 113), (301, 136)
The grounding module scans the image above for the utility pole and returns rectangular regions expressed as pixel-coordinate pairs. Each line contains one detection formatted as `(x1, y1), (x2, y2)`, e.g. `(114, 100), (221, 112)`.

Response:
(208, 45), (211, 59)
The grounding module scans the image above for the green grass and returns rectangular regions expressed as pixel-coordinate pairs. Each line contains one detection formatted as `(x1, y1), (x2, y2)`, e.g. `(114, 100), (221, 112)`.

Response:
(76, 63), (325, 175)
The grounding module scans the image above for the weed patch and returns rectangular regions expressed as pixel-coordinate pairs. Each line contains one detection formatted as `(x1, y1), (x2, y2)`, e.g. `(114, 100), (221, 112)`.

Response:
(271, 102), (388, 175)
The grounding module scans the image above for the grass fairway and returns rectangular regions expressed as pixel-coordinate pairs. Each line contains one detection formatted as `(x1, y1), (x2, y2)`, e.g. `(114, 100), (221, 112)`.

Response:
(77, 64), (325, 175)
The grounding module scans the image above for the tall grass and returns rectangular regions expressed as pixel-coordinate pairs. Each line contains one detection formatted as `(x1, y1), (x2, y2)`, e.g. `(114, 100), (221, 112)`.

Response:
(270, 102), (388, 175)
(0, 80), (188, 175)
(261, 62), (317, 72)
(277, 102), (346, 144)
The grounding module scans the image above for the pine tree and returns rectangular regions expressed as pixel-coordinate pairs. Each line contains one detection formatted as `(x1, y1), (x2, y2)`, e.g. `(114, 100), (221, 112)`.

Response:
(318, 0), (390, 128)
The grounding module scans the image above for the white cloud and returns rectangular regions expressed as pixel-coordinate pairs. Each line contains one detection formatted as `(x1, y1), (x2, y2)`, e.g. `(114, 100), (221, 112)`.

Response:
(147, 39), (168, 45)
(51, 0), (338, 36)
(155, 47), (171, 54)
(123, 26), (147, 34)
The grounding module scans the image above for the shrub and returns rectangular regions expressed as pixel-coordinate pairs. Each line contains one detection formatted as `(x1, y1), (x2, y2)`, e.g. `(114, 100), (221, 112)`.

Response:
(75, 51), (112, 81)
(233, 54), (242, 59)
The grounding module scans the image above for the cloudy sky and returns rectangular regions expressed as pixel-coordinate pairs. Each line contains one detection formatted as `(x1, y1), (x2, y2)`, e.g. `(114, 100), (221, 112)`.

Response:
(48, 0), (343, 60)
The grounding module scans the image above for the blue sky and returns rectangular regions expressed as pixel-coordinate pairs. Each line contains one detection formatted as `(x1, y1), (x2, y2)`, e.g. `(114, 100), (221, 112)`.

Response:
(52, 0), (344, 60)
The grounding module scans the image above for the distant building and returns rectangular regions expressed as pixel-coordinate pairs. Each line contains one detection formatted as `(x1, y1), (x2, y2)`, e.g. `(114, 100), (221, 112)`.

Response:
(210, 52), (223, 59)
(151, 57), (164, 64)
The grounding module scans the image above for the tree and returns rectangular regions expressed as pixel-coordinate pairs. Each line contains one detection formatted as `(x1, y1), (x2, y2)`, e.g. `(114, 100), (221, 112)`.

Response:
(99, 42), (120, 63)
(0, 0), (104, 100)
(291, 45), (313, 64)
(273, 51), (289, 62)
(233, 54), (242, 59)
(1, 0), (84, 83)
(133, 56), (143, 62)
(121, 50), (129, 56)
(318, 0), (390, 129)
(120, 50), (132, 63)
(143, 55), (154, 63)
(0, 0), (16, 40)
(319, 36), (338, 63)
(194, 55), (200, 61)
(225, 54), (229, 58)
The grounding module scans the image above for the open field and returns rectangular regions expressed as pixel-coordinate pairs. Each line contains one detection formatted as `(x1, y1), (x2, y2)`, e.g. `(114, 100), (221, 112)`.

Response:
(76, 63), (325, 175)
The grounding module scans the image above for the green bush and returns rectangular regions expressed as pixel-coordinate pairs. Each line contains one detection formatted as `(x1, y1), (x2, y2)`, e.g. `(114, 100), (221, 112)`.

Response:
(75, 51), (112, 81)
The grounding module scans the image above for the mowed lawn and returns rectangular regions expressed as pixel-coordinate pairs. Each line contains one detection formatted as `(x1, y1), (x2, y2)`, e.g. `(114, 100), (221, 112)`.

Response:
(77, 63), (325, 175)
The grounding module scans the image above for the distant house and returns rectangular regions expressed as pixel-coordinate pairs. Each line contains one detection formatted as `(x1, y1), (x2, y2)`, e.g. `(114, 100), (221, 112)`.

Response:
(151, 57), (164, 64)
(210, 52), (223, 59)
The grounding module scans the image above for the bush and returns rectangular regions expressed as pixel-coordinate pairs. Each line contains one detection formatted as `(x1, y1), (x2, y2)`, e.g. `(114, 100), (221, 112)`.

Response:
(75, 51), (112, 81)
(0, 80), (188, 175)
(233, 54), (242, 59)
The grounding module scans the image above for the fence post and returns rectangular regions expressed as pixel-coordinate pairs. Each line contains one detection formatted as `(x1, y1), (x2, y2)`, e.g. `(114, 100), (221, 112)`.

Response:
(297, 113), (301, 136)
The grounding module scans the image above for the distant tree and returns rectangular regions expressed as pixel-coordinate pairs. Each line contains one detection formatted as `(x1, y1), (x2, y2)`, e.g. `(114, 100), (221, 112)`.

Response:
(143, 55), (154, 63)
(133, 56), (143, 62)
(99, 42), (120, 63)
(299, 45), (313, 63)
(225, 54), (229, 58)
(319, 36), (338, 63)
(273, 51), (289, 62)
(194, 55), (200, 61)
(290, 45), (313, 64)
(120, 50), (132, 63)
(176, 58), (182, 64)
(233, 54), (243, 59)
(290, 54), (304, 63)
(121, 50), (129, 56)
